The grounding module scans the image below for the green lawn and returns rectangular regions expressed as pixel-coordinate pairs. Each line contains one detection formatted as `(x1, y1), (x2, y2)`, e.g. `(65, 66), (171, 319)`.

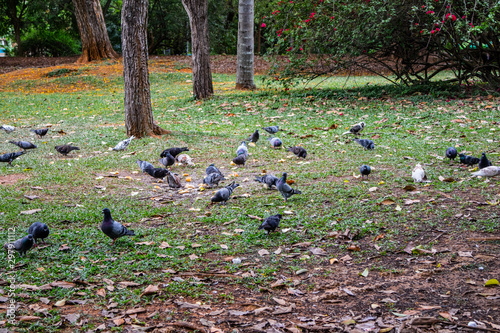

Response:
(0, 68), (499, 332)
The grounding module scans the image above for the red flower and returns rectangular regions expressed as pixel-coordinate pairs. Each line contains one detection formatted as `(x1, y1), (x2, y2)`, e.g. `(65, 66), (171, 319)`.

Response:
(431, 30), (436, 34)
(420, 30), (423, 33)
(305, 19), (311, 23)
(261, 23), (266, 28)
(426, 10), (435, 14)
(451, 15), (457, 21)
(300, 47), (303, 51)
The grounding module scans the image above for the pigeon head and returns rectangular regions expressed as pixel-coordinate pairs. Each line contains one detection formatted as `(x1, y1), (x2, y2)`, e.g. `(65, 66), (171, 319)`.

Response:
(482, 153), (486, 157)
(102, 208), (111, 215)
(42, 224), (49, 232)
(276, 214), (283, 219)
(27, 234), (33, 241)
(360, 122), (366, 128)
(281, 172), (288, 180)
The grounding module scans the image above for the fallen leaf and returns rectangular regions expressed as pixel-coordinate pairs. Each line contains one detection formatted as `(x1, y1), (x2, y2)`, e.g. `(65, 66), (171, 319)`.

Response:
(191, 243), (202, 248)
(485, 279), (499, 287)
(51, 281), (75, 288)
(113, 318), (125, 326)
(381, 199), (395, 205)
(273, 297), (287, 305)
(189, 254), (199, 260)
(347, 245), (361, 251)
(159, 242), (171, 249)
(310, 247), (327, 256)
(359, 268), (369, 277)
(19, 316), (41, 321)
(295, 269), (308, 275)
(135, 241), (154, 246)
(62, 313), (80, 324)
(141, 285), (159, 296)
(20, 209), (41, 215)
(403, 185), (416, 191)
(258, 249), (270, 256)
(54, 299), (66, 307)
(97, 288), (106, 297)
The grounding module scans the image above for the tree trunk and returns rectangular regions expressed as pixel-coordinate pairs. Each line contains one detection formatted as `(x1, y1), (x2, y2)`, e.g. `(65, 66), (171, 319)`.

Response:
(182, 0), (214, 99)
(236, 0), (256, 90)
(72, 0), (119, 63)
(122, 0), (168, 138)
(6, 0), (27, 54)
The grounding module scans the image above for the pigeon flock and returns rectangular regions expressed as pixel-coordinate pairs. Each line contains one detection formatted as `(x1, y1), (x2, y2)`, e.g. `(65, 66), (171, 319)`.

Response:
(1, 119), (497, 256)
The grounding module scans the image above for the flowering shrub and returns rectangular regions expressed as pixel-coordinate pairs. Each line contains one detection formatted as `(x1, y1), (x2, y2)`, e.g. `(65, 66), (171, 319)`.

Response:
(263, 0), (499, 86)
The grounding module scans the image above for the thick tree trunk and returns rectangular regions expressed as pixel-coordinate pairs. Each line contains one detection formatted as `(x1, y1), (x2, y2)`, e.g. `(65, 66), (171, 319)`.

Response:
(182, 0), (214, 99)
(6, 0), (27, 54)
(72, 0), (119, 63)
(236, 0), (256, 90)
(122, 0), (168, 138)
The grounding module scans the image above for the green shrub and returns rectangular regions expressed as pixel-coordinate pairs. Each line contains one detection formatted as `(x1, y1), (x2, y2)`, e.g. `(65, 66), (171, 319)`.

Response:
(18, 28), (81, 57)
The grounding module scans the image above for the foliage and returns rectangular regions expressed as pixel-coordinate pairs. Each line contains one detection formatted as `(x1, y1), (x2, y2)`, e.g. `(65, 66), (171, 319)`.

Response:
(263, 0), (500, 86)
(18, 28), (81, 57)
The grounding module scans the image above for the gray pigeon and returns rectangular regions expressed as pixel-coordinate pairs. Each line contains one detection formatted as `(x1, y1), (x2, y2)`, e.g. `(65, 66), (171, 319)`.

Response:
(211, 181), (239, 204)
(159, 152), (175, 167)
(145, 167), (169, 179)
(0, 151), (25, 165)
(246, 130), (259, 143)
(112, 136), (135, 151)
(254, 174), (278, 189)
(262, 126), (279, 134)
(203, 173), (226, 187)
(268, 137), (283, 148)
(31, 128), (49, 138)
(446, 147), (458, 161)
(287, 146), (307, 158)
(258, 214), (282, 234)
(360, 165), (371, 178)
(479, 153), (492, 170)
(343, 122), (365, 136)
(28, 222), (50, 246)
(0, 125), (15, 133)
(4, 234), (34, 256)
(166, 171), (182, 188)
(55, 145), (80, 156)
(100, 208), (135, 245)
(160, 147), (189, 158)
(233, 154), (247, 166)
(277, 173), (301, 201)
(9, 140), (37, 150)
(206, 164), (224, 177)
(236, 141), (248, 156)
(137, 159), (154, 173)
(354, 139), (375, 150)
(472, 166), (500, 177)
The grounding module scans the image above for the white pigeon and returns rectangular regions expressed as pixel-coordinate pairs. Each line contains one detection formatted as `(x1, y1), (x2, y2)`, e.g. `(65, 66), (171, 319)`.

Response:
(176, 153), (194, 166)
(471, 166), (500, 177)
(0, 125), (16, 133)
(412, 163), (427, 183)
(112, 136), (135, 151)
(343, 122), (365, 136)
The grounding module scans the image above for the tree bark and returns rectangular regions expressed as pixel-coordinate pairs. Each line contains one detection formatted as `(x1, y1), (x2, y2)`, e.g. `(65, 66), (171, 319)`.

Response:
(6, 0), (27, 54)
(236, 0), (256, 90)
(122, 0), (168, 138)
(72, 0), (119, 63)
(182, 0), (214, 99)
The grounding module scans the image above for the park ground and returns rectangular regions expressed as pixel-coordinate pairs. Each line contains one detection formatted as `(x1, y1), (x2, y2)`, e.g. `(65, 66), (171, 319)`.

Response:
(0, 56), (499, 332)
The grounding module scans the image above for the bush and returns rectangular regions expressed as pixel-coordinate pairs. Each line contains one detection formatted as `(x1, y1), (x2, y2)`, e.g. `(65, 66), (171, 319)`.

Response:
(18, 28), (81, 57)
(263, 0), (500, 87)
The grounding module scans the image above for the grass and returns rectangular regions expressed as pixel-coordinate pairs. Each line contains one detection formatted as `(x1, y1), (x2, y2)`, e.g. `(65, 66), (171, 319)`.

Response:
(0, 65), (499, 330)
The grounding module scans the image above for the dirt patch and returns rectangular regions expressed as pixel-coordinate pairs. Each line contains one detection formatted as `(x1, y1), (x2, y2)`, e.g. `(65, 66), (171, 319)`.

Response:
(0, 173), (27, 185)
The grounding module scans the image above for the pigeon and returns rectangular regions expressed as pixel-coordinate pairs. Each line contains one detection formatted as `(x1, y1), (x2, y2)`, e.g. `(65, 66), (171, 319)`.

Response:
(166, 171), (182, 188)
(258, 214), (282, 234)
(412, 163), (427, 183)
(4, 234), (34, 256)
(159, 151), (175, 167)
(246, 130), (259, 143)
(354, 138), (375, 150)
(0, 151), (25, 165)
(236, 141), (248, 156)
(459, 153), (480, 166)
(145, 167), (169, 179)
(112, 136), (135, 151)
(268, 137), (283, 148)
(211, 181), (239, 204)
(28, 222), (50, 246)
(55, 145), (80, 156)
(287, 146), (307, 158)
(446, 147), (458, 161)
(0, 125), (15, 133)
(31, 128), (49, 138)
(262, 126), (279, 134)
(233, 154), (247, 166)
(176, 154), (194, 166)
(472, 166), (500, 177)
(277, 173), (301, 201)
(343, 122), (365, 136)
(160, 147), (189, 158)
(203, 172), (226, 187)
(9, 140), (37, 150)
(100, 208), (135, 245)
(206, 164), (224, 177)
(479, 153), (492, 170)
(137, 159), (154, 173)
(360, 165), (371, 178)
(254, 174), (279, 189)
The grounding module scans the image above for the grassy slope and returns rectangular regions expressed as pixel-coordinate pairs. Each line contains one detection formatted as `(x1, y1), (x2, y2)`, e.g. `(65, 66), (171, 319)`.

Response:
(0, 69), (499, 331)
